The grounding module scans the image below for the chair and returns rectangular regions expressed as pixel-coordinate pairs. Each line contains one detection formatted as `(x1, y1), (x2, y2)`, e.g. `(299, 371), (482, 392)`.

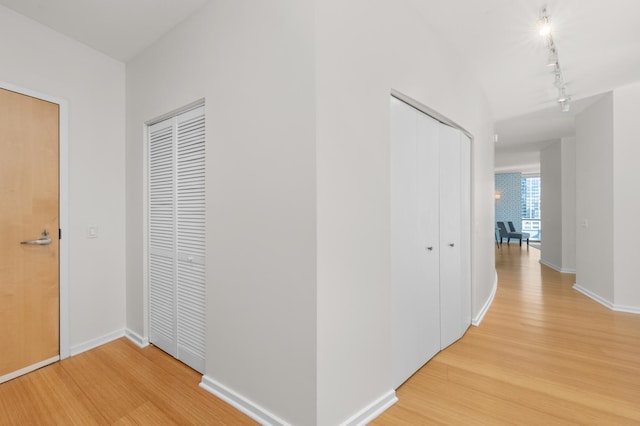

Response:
(507, 221), (530, 246)
(496, 222), (509, 246)
(496, 221), (530, 247)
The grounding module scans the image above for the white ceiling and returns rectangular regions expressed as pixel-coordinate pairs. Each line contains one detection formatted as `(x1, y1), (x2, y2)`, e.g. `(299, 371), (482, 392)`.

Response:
(409, 0), (640, 171)
(2, 0), (639, 170)
(0, 0), (209, 62)
(412, 0), (640, 120)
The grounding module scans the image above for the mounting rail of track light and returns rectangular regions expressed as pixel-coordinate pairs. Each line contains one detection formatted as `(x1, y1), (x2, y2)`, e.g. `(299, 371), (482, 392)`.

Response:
(538, 6), (571, 112)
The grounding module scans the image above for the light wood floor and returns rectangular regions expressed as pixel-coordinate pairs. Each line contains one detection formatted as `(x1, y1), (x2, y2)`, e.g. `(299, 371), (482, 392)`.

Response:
(0, 338), (256, 425)
(3, 245), (640, 425)
(375, 244), (640, 425)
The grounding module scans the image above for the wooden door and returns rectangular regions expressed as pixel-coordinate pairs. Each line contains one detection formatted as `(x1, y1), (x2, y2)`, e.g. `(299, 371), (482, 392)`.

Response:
(390, 96), (441, 389)
(0, 88), (59, 382)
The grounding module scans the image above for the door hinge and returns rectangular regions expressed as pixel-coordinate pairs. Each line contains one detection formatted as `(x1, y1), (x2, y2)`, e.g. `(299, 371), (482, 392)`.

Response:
(59, 228), (62, 240)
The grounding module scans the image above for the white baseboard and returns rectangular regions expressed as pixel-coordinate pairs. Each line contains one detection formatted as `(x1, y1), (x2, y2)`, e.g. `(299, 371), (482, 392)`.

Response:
(125, 328), (150, 348)
(0, 355), (59, 384)
(70, 329), (125, 356)
(200, 375), (290, 425)
(573, 284), (614, 309)
(472, 270), (498, 326)
(340, 389), (398, 426)
(612, 304), (640, 315)
(573, 284), (640, 314)
(200, 375), (396, 426)
(539, 259), (576, 274)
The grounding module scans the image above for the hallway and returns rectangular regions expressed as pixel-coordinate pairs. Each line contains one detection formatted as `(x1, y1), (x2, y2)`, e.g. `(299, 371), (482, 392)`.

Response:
(375, 244), (640, 425)
(2, 245), (640, 424)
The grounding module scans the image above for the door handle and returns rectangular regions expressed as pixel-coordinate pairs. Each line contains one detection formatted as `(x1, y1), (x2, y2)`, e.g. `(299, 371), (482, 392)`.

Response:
(449, 243), (455, 247)
(21, 229), (52, 245)
(426, 246), (434, 251)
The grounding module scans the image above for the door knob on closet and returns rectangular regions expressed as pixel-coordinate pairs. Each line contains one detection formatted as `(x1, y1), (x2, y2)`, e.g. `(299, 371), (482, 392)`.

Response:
(426, 246), (433, 251)
(449, 243), (455, 247)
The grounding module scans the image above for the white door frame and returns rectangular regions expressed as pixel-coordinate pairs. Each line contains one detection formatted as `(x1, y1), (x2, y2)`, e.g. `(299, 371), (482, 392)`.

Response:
(0, 80), (70, 360)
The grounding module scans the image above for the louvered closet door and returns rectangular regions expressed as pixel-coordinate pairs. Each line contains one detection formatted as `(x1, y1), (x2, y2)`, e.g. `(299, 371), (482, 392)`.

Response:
(149, 118), (177, 358)
(175, 107), (206, 373)
(148, 106), (205, 373)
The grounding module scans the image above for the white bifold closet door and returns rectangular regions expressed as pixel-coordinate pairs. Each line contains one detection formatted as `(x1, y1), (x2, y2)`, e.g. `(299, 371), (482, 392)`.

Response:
(391, 96), (471, 389)
(391, 97), (441, 389)
(148, 106), (206, 373)
(439, 125), (472, 350)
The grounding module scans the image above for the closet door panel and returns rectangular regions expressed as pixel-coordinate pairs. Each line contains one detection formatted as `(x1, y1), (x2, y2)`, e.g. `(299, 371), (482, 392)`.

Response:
(177, 259), (206, 372)
(459, 134), (472, 330)
(439, 125), (462, 350)
(391, 97), (420, 389)
(176, 107), (206, 373)
(415, 104), (441, 367)
(391, 97), (440, 389)
(148, 119), (177, 357)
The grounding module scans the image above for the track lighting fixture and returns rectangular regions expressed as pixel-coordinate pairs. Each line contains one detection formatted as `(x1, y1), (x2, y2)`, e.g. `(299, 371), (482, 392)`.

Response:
(556, 87), (570, 104)
(546, 48), (558, 67)
(553, 70), (564, 88)
(538, 6), (571, 112)
(538, 13), (552, 36)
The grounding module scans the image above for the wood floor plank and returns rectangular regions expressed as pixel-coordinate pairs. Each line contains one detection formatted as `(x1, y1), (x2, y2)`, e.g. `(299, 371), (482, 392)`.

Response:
(0, 338), (255, 425)
(113, 401), (179, 425)
(24, 363), (104, 425)
(374, 245), (640, 425)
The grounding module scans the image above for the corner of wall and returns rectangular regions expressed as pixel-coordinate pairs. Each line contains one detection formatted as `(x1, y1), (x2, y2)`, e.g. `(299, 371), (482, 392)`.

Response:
(199, 376), (292, 426)
(472, 270), (498, 326)
(339, 390), (398, 426)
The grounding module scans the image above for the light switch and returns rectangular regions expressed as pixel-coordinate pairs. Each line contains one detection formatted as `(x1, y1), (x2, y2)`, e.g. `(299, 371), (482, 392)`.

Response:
(87, 225), (98, 239)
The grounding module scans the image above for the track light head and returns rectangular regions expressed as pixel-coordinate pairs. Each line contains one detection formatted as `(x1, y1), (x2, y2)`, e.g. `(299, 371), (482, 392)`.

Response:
(557, 88), (569, 103)
(554, 71), (564, 88)
(538, 7), (552, 37)
(538, 16), (552, 37)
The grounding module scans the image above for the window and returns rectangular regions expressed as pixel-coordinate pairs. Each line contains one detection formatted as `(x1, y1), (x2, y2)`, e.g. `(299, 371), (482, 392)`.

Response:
(521, 176), (541, 241)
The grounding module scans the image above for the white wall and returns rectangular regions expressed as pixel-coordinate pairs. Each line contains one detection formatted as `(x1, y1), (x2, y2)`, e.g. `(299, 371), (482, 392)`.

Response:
(540, 137), (576, 273)
(126, 1), (317, 424)
(0, 6), (126, 349)
(316, 1), (495, 424)
(561, 137), (576, 272)
(541, 142), (562, 269)
(575, 93), (614, 302)
(575, 85), (640, 312)
(613, 82), (640, 308)
(127, 1), (495, 424)
(495, 149), (541, 174)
